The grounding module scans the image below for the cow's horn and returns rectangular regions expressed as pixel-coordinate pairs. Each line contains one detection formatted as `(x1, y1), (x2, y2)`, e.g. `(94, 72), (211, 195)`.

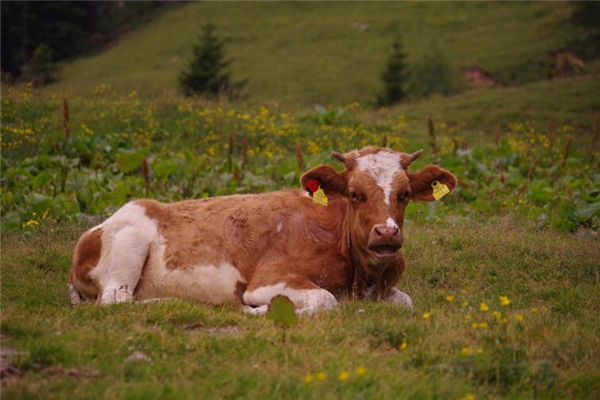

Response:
(331, 151), (346, 163)
(408, 149), (423, 163)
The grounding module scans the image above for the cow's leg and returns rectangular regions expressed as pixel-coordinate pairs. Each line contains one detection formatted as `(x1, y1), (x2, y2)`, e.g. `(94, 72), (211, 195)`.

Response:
(97, 226), (151, 305)
(242, 275), (338, 315)
(385, 287), (413, 308)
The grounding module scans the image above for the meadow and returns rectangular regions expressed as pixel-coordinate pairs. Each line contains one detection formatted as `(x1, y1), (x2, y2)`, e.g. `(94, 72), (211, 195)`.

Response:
(2, 2), (600, 399)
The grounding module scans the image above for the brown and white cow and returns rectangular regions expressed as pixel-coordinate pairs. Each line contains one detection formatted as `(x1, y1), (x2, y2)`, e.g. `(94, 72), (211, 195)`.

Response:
(69, 146), (456, 314)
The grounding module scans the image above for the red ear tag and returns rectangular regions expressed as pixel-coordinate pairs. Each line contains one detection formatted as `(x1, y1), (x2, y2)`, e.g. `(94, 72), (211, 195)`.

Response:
(306, 179), (320, 194)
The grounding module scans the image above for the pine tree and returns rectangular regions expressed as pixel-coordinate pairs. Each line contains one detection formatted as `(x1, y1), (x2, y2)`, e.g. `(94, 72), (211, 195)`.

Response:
(377, 39), (409, 106)
(179, 23), (245, 99)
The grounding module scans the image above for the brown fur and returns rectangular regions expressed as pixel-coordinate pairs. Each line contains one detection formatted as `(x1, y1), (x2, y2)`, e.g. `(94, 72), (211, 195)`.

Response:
(70, 227), (103, 299)
(70, 147), (456, 307)
(134, 192), (351, 298)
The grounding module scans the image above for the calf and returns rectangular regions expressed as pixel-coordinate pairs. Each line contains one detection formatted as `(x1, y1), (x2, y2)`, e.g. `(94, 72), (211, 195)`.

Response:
(69, 146), (456, 314)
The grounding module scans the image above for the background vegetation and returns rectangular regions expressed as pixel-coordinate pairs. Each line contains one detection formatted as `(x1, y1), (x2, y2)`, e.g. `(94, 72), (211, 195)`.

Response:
(1, 2), (599, 399)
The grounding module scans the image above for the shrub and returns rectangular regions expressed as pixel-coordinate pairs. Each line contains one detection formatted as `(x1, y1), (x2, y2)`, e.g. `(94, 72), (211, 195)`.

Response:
(28, 43), (55, 86)
(409, 43), (463, 99)
(377, 39), (409, 106)
(179, 23), (246, 99)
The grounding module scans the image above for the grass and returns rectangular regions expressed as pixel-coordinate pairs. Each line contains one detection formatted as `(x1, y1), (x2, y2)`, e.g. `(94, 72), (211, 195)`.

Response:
(2, 2), (600, 398)
(2, 220), (599, 399)
(45, 2), (581, 108)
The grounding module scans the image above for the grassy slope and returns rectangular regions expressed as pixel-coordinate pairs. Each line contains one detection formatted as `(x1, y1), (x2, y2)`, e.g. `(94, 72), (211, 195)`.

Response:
(50, 2), (575, 107)
(1, 221), (599, 399)
(2, 3), (600, 399)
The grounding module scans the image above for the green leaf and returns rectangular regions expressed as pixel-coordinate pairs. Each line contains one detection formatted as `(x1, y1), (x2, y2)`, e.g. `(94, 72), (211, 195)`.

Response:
(112, 180), (132, 205)
(116, 149), (144, 173)
(32, 171), (52, 190)
(575, 202), (600, 221)
(153, 159), (179, 179)
(266, 295), (298, 328)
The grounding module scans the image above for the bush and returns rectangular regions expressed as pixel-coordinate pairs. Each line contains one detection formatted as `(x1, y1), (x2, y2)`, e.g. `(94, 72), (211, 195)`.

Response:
(409, 43), (463, 99)
(28, 44), (55, 86)
(179, 23), (246, 99)
(377, 39), (409, 106)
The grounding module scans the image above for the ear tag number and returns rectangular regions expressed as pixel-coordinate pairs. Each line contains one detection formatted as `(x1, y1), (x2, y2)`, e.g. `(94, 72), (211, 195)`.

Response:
(313, 186), (328, 206)
(431, 180), (449, 201)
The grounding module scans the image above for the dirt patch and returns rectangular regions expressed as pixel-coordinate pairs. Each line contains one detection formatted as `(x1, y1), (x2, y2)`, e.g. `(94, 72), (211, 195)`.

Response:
(462, 66), (502, 87)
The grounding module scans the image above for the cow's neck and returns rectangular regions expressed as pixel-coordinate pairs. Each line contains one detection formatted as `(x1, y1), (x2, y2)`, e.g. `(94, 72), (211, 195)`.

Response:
(347, 233), (379, 300)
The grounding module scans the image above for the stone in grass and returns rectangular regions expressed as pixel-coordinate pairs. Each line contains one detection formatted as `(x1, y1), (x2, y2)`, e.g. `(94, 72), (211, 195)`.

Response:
(125, 350), (153, 364)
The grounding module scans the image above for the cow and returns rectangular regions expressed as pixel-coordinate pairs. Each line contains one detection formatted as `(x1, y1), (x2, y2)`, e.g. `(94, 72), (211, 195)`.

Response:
(69, 146), (456, 314)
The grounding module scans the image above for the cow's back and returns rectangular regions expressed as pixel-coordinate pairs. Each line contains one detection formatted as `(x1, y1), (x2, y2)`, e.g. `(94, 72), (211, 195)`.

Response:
(70, 189), (350, 305)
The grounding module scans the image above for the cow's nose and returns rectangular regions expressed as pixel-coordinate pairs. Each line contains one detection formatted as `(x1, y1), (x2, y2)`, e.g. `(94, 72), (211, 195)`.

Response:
(374, 224), (399, 238)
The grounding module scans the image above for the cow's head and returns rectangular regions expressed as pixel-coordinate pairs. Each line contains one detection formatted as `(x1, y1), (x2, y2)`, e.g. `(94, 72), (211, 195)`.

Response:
(301, 146), (457, 270)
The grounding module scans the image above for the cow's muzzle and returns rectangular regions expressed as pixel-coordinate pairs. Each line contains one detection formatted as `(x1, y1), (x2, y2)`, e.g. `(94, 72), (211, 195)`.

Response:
(367, 223), (402, 259)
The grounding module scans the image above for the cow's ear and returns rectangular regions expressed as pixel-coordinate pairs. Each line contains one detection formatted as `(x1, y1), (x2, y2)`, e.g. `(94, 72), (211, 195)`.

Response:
(408, 165), (457, 202)
(300, 165), (347, 195)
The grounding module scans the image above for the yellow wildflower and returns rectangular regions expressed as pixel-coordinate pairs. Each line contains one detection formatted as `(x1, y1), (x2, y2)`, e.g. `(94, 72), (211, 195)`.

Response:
(479, 322), (488, 329)
(499, 296), (511, 306)
(476, 348), (483, 354)
(461, 347), (471, 357)
(423, 312), (432, 319)
(459, 394), (475, 400)
(316, 372), (327, 381)
(446, 295), (454, 302)
(399, 341), (408, 350)
(355, 366), (367, 376)
(461, 301), (469, 308)
(514, 314), (524, 322)
(338, 371), (350, 381)
(465, 314), (472, 321)
(25, 219), (39, 226)
(479, 303), (489, 312)
(303, 374), (314, 383)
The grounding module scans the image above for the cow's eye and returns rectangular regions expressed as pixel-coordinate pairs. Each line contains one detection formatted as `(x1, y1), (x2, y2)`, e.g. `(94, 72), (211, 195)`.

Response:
(350, 191), (364, 202)
(397, 193), (409, 203)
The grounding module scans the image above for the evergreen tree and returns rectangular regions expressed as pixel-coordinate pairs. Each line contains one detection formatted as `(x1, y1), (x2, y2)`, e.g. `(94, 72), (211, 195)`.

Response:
(377, 39), (409, 106)
(29, 43), (55, 85)
(179, 23), (245, 99)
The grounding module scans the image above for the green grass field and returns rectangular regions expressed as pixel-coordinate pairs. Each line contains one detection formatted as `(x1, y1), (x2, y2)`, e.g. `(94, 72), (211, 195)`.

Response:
(2, 2), (600, 399)
(46, 2), (587, 108)
(2, 221), (599, 399)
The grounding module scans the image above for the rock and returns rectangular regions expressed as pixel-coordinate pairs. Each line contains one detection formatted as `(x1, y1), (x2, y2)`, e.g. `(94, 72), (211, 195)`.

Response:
(125, 350), (152, 363)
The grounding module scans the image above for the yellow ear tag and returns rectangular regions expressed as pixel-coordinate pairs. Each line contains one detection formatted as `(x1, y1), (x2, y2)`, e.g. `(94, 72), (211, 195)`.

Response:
(431, 180), (449, 201)
(312, 186), (328, 206)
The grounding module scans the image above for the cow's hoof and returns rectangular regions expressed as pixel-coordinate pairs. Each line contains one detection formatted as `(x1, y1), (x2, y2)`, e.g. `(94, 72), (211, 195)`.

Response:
(387, 288), (413, 308)
(243, 304), (269, 315)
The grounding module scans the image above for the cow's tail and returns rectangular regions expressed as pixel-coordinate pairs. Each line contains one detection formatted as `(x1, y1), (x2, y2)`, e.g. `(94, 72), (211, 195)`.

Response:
(69, 272), (88, 306)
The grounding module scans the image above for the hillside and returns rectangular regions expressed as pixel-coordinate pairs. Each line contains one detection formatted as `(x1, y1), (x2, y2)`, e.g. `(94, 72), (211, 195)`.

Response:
(46, 2), (588, 108)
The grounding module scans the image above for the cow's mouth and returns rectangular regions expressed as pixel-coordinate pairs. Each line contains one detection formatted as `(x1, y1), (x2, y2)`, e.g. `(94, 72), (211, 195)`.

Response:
(369, 244), (401, 258)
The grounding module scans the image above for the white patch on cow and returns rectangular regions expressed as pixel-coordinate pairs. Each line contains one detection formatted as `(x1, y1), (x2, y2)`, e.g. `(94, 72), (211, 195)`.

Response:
(276, 222), (284, 233)
(385, 217), (398, 230)
(90, 202), (159, 305)
(243, 283), (338, 314)
(88, 200), (247, 306)
(356, 152), (402, 205)
(386, 288), (413, 308)
(138, 258), (245, 304)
